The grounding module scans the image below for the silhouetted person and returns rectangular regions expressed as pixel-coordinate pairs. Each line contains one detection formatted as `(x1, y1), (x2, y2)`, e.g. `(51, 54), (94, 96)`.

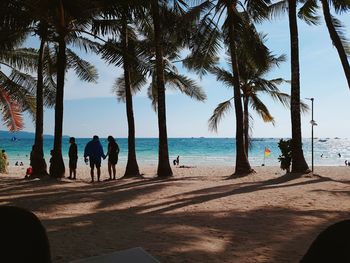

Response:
(0, 206), (51, 263)
(20, 161), (23, 166)
(173, 156), (179, 166)
(338, 153), (341, 158)
(84, 135), (105, 182)
(346, 160), (348, 166)
(300, 219), (350, 262)
(68, 137), (78, 180)
(106, 136), (119, 180)
(320, 154), (323, 158)
(15, 161), (19, 166)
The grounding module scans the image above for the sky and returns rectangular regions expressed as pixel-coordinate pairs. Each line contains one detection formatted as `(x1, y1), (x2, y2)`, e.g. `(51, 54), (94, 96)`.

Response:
(1, 9), (350, 139)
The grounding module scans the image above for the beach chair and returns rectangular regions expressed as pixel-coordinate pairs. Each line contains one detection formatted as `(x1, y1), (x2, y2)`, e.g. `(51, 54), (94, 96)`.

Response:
(70, 247), (160, 263)
(0, 206), (51, 263)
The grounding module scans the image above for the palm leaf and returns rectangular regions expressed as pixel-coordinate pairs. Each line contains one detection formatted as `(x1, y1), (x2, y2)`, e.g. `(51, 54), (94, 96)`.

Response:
(0, 87), (23, 131)
(298, 0), (320, 25)
(66, 48), (98, 82)
(165, 71), (207, 101)
(208, 99), (233, 132)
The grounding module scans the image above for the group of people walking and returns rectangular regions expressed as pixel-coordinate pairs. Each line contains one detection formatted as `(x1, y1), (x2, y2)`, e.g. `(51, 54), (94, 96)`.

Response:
(68, 135), (119, 182)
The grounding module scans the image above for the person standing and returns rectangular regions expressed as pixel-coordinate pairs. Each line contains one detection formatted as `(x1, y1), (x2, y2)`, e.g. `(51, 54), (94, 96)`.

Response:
(106, 136), (120, 180)
(68, 137), (78, 180)
(84, 135), (105, 182)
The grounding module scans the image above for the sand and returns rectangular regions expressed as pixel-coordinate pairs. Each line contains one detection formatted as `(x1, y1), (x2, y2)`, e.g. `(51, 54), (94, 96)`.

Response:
(0, 165), (349, 262)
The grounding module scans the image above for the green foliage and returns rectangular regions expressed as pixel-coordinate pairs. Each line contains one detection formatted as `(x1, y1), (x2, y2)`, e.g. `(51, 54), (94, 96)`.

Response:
(278, 139), (292, 172)
(0, 151), (6, 174)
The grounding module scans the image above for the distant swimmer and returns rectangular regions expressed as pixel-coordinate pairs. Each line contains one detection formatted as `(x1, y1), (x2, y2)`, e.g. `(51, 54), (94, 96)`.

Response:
(321, 154), (323, 158)
(338, 153), (342, 158)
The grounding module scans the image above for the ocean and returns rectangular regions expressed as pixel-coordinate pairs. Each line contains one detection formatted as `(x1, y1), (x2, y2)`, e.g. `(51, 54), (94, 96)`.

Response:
(1, 137), (349, 167)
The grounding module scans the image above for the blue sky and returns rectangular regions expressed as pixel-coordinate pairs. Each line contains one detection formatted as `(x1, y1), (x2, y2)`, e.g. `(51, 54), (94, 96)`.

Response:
(1, 10), (350, 138)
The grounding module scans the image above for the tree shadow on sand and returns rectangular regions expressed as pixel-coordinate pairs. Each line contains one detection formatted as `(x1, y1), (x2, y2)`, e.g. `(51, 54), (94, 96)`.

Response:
(1, 174), (349, 262)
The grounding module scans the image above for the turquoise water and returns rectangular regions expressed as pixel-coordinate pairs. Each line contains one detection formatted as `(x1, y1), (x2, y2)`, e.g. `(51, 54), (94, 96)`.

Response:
(1, 137), (350, 166)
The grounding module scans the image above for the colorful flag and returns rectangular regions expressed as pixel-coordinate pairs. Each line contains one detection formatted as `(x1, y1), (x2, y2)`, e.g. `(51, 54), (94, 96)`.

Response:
(264, 147), (271, 157)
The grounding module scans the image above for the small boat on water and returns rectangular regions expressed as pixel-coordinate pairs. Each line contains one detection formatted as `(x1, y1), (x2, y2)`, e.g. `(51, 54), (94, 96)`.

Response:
(318, 139), (327, 142)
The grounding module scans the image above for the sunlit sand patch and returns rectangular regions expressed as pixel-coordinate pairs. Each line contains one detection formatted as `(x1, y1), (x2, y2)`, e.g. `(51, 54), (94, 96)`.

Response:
(148, 225), (228, 254)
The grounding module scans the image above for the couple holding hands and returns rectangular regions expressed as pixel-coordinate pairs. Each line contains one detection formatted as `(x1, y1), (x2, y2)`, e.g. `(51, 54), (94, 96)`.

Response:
(83, 135), (119, 182)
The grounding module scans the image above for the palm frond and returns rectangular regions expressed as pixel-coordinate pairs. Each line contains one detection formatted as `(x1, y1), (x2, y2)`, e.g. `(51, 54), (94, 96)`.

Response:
(268, 0), (288, 19)
(66, 48), (98, 83)
(208, 99), (233, 132)
(0, 87), (23, 131)
(329, 15), (350, 54)
(298, 0), (320, 25)
(165, 71), (207, 101)
(249, 94), (275, 124)
(0, 48), (38, 73)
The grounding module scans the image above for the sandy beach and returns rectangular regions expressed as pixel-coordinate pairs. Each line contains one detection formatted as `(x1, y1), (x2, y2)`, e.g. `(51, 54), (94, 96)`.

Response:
(1, 165), (350, 262)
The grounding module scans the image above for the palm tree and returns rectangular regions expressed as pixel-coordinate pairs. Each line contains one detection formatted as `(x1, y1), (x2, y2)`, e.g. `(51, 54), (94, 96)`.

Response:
(49, 0), (100, 178)
(150, 0), (173, 177)
(269, 0), (311, 173)
(93, 2), (142, 178)
(288, 0), (310, 173)
(185, 0), (271, 176)
(209, 50), (297, 157)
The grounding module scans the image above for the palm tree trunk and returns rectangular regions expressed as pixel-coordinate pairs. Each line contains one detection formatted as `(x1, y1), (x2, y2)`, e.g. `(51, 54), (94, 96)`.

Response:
(321, 0), (350, 89)
(288, 0), (309, 173)
(32, 37), (48, 177)
(151, 0), (173, 178)
(50, 35), (66, 178)
(122, 11), (140, 178)
(243, 97), (249, 157)
(226, 2), (252, 176)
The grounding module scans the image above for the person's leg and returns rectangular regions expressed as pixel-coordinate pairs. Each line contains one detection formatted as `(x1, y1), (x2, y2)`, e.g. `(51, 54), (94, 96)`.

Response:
(97, 167), (101, 182)
(73, 160), (77, 179)
(68, 165), (72, 179)
(112, 164), (116, 179)
(90, 168), (94, 182)
(108, 161), (112, 179)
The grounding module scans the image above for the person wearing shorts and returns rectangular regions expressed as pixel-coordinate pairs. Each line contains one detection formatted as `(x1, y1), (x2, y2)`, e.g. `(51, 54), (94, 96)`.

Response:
(84, 135), (106, 182)
(68, 137), (78, 180)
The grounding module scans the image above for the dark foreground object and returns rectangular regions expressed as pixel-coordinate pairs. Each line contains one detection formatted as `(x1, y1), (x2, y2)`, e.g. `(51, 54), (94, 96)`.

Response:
(0, 206), (51, 263)
(300, 219), (350, 262)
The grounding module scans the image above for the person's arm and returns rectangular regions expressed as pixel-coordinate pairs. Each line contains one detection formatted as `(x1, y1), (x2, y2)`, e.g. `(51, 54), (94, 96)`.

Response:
(84, 143), (89, 162)
(99, 143), (106, 159)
